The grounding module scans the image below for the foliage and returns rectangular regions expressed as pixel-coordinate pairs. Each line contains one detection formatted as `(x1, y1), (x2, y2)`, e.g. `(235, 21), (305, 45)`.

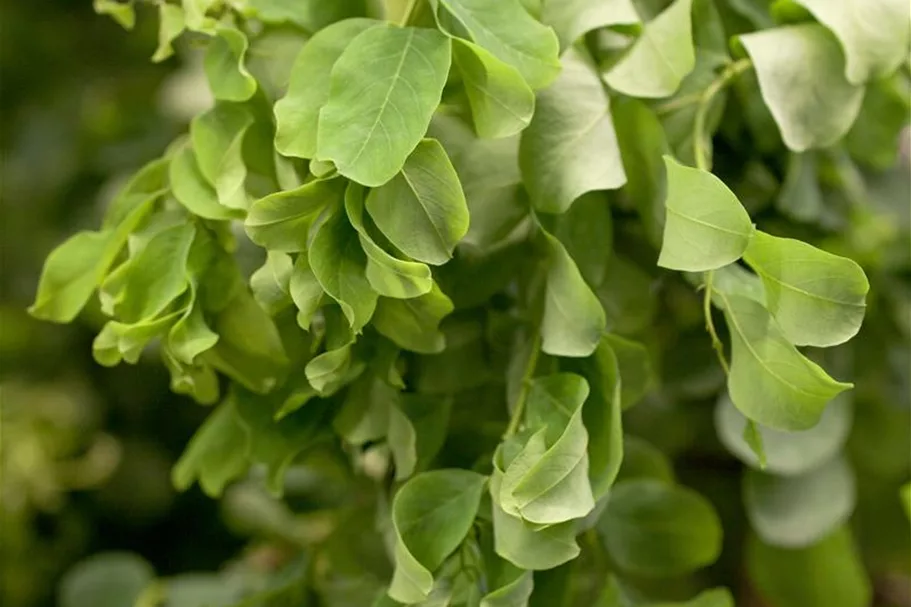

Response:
(26, 0), (911, 606)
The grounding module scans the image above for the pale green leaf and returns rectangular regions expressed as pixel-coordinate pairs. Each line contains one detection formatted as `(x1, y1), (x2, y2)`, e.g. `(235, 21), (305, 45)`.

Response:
(747, 527), (871, 607)
(274, 18), (378, 159)
(365, 138), (469, 265)
(190, 103), (254, 210)
(102, 156), (170, 229)
(435, 0), (561, 88)
(170, 144), (245, 220)
(743, 231), (869, 348)
(289, 254), (325, 329)
(541, 0), (639, 50)
(205, 27), (257, 102)
(152, 3), (186, 63)
(479, 562), (533, 607)
(541, 232), (606, 358)
(520, 49), (626, 214)
(250, 251), (294, 315)
(717, 292), (852, 431)
(603, 0), (696, 98)
(372, 284), (454, 354)
(31, 192), (157, 323)
(94, 309), (185, 367)
(452, 39), (535, 139)
(745, 456), (856, 548)
(345, 183), (433, 299)
(116, 224), (196, 323)
(388, 403), (418, 480)
(792, 0), (910, 84)
(388, 470), (487, 604)
(316, 26), (451, 187)
(776, 152), (825, 223)
(616, 435), (675, 484)
(305, 314), (355, 396)
(309, 202), (378, 331)
(500, 373), (595, 524)
(657, 156), (754, 272)
(60, 552), (155, 607)
(490, 470), (581, 570)
(93, 0), (135, 30)
(168, 303), (220, 366)
(598, 479), (723, 576)
(245, 178), (344, 252)
(739, 24), (864, 151)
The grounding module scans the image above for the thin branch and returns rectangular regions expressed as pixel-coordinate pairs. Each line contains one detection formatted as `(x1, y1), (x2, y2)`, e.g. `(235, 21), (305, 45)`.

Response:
(692, 58), (753, 171)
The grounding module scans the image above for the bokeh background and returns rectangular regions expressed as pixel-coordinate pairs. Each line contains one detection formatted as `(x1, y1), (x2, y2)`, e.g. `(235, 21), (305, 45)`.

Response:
(1, 2), (910, 607)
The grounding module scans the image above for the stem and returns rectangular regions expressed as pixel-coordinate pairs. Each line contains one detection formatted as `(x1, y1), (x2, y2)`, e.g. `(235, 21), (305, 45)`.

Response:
(504, 333), (541, 439)
(703, 271), (730, 375)
(692, 58), (753, 171)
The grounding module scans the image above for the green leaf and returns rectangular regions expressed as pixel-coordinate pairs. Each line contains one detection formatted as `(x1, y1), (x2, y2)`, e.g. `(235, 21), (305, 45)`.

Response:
(309, 202), (378, 331)
(372, 284), (454, 354)
(603, 0), (696, 98)
(611, 98), (670, 245)
(479, 558), (533, 607)
(747, 527), (871, 607)
(553, 192), (613, 288)
(250, 251), (294, 315)
(152, 3), (185, 63)
(102, 156), (170, 229)
(168, 302), (220, 366)
(60, 552), (155, 607)
(738, 24), (864, 151)
(205, 287), (289, 393)
(116, 224), (196, 323)
(541, 232), (606, 358)
(745, 456), (856, 548)
(190, 103), (254, 210)
(345, 183), (433, 299)
(435, 0), (561, 89)
(93, 0), (135, 30)
(647, 588), (734, 607)
(500, 373), (595, 524)
(30, 198), (155, 323)
(742, 231), (869, 348)
(575, 339), (624, 500)
(520, 49), (626, 214)
(316, 26), (452, 187)
(792, 0), (910, 84)
(182, 0), (218, 31)
(172, 399), (251, 496)
(901, 483), (911, 520)
(204, 27), (257, 102)
(388, 470), (487, 604)
(845, 75), (911, 170)
(289, 254), (325, 329)
(274, 18), (378, 159)
(776, 153), (825, 223)
(541, 0), (639, 50)
(605, 334), (654, 409)
(245, 178), (344, 252)
(717, 292), (853, 431)
(716, 384), (850, 475)
(430, 116), (526, 249)
(248, 0), (368, 31)
(598, 479), (723, 577)
(657, 156), (754, 272)
(365, 139), (469, 265)
(490, 472), (581, 570)
(94, 309), (185, 367)
(169, 144), (245, 220)
(616, 435), (675, 484)
(452, 39), (535, 139)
